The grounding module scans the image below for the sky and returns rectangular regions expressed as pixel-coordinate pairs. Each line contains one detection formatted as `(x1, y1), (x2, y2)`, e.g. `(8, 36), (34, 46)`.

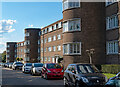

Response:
(0, 1), (63, 53)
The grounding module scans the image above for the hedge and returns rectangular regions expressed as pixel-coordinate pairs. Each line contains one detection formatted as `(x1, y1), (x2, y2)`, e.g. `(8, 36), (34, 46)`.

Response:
(95, 64), (120, 74)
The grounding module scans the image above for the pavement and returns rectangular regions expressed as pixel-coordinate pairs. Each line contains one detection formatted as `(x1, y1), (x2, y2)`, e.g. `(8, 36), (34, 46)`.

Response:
(1, 67), (64, 87)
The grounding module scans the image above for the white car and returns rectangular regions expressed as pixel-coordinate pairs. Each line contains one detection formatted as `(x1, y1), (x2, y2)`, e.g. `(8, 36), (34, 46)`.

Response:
(22, 63), (32, 73)
(31, 63), (43, 76)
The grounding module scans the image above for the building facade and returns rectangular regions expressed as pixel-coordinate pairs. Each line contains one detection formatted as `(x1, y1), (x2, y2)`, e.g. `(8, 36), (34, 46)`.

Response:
(6, 42), (17, 62)
(6, 28), (40, 63)
(106, 1), (120, 64)
(40, 19), (63, 63)
(6, 1), (120, 68)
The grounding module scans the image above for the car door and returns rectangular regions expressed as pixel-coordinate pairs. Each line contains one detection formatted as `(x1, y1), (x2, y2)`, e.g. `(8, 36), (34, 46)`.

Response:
(69, 65), (77, 85)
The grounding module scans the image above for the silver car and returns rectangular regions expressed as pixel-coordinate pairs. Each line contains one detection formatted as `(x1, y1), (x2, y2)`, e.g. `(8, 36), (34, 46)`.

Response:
(22, 63), (32, 73)
(31, 63), (43, 76)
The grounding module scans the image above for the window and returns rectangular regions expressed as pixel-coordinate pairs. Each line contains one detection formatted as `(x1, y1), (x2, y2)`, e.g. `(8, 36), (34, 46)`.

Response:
(54, 24), (57, 30)
(57, 45), (61, 51)
(41, 57), (43, 61)
(25, 32), (29, 36)
(7, 45), (10, 48)
(106, 14), (118, 30)
(44, 48), (46, 52)
(39, 31), (41, 36)
(63, 19), (81, 32)
(25, 48), (30, 53)
(44, 38), (47, 43)
(38, 47), (40, 53)
(48, 26), (52, 32)
(63, 42), (81, 55)
(53, 35), (56, 41)
(53, 46), (56, 51)
(38, 40), (40, 44)
(21, 43), (24, 46)
(41, 48), (43, 52)
(48, 47), (52, 52)
(48, 57), (51, 61)
(48, 37), (52, 42)
(58, 22), (62, 28)
(25, 40), (30, 45)
(41, 30), (44, 35)
(7, 55), (9, 58)
(57, 34), (61, 40)
(106, 0), (117, 6)
(107, 41), (118, 54)
(7, 50), (9, 53)
(45, 28), (47, 34)
(41, 39), (43, 43)
(45, 57), (47, 61)
(63, 0), (80, 10)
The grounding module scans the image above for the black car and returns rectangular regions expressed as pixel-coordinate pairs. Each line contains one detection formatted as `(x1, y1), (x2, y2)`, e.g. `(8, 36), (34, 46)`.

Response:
(105, 72), (120, 87)
(12, 62), (23, 70)
(64, 63), (107, 87)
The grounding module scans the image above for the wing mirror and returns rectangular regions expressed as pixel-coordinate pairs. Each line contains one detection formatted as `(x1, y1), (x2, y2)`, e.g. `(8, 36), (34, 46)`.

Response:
(72, 70), (76, 74)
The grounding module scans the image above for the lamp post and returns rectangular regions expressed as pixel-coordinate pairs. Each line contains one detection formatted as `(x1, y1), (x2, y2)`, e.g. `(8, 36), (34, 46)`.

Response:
(86, 49), (95, 64)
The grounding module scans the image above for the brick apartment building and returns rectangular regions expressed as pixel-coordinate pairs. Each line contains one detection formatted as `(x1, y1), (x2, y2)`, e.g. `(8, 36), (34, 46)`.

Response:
(6, 28), (40, 63)
(6, 1), (120, 67)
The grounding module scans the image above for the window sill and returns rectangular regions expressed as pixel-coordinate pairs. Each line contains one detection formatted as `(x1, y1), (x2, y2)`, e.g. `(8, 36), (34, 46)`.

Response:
(63, 53), (81, 56)
(107, 53), (118, 55)
(63, 30), (81, 34)
(106, 27), (119, 31)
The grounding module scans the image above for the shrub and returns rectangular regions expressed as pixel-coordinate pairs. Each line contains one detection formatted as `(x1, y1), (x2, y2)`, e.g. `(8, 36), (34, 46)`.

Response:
(101, 64), (120, 74)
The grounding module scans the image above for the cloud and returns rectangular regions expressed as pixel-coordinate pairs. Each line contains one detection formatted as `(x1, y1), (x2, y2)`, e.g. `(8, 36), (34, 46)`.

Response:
(28, 24), (33, 27)
(0, 19), (16, 33)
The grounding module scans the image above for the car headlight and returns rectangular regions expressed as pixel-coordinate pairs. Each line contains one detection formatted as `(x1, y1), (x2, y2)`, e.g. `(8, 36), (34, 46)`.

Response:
(105, 76), (108, 82)
(33, 68), (36, 72)
(81, 77), (89, 83)
(47, 70), (51, 73)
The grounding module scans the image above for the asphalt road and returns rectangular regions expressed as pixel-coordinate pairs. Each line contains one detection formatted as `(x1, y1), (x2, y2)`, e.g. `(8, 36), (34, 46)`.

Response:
(1, 67), (64, 87)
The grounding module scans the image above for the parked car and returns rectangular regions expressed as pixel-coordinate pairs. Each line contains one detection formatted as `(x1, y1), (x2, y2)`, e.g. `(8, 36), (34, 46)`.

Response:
(105, 72), (120, 87)
(12, 62), (23, 70)
(64, 63), (107, 87)
(8, 63), (13, 69)
(41, 63), (64, 80)
(22, 63), (32, 73)
(31, 63), (43, 76)
(4, 63), (10, 68)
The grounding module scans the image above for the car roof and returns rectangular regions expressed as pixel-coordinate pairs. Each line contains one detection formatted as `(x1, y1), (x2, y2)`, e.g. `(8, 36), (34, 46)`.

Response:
(68, 63), (92, 66)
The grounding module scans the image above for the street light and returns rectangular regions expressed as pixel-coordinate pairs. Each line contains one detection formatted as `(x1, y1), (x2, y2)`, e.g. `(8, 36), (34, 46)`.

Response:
(86, 49), (95, 64)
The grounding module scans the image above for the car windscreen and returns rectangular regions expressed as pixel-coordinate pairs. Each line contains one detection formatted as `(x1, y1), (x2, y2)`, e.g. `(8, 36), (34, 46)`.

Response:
(15, 62), (23, 64)
(26, 63), (32, 66)
(77, 64), (99, 74)
(47, 64), (61, 69)
(34, 64), (43, 67)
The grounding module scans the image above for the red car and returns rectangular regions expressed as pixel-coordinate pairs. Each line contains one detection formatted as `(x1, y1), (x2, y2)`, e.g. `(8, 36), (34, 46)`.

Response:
(41, 63), (64, 79)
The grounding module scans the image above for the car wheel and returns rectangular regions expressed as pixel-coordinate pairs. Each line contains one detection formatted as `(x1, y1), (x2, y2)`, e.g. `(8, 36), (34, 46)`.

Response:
(45, 74), (48, 80)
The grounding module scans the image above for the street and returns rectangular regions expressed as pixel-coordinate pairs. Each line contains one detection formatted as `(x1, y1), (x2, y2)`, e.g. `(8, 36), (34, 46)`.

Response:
(2, 67), (64, 87)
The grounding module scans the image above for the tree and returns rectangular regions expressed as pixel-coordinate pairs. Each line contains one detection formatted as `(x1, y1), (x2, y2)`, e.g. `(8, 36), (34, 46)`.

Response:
(2, 51), (6, 63)
(19, 58), (23, 61)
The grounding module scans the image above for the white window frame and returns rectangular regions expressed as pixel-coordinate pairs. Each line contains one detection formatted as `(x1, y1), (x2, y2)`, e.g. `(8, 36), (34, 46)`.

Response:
(48, 26), (52, 32)
(106, 41), (118, 54)
(48, 37), (52, 42)
(106, 14), (118, 30)
(57, 45), (61, 51)
(53, 35), (56, 41)
(63, 18), (81, 32)
(63, 42), (81, 55)
(48, 57), (51, 61)
(57, 34), (61, 40)
(25, 32), (30, 36)
(53, 46), (56, 51)
(48, 47), (52, 52)
(63, 0), (80, 11)
(105, 0), (117, 6)
(44, 38), (47, 43)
